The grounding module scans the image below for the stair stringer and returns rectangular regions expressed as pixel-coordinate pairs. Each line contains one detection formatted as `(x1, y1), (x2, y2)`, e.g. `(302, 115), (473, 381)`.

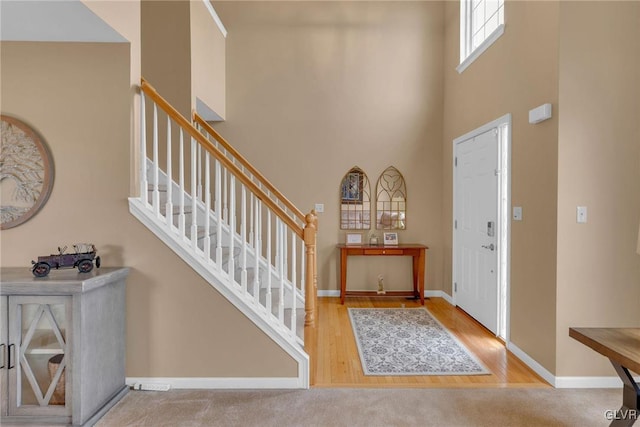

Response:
(128, 197), (309, 389)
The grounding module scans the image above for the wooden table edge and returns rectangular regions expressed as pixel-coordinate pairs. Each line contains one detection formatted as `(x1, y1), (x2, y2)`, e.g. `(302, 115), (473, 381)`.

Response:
(569, 327), (640, 375)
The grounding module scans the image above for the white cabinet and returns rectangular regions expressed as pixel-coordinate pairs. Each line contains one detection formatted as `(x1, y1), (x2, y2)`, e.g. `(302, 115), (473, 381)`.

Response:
(0, 267), (129, 426)
(5, 295), (72, 419)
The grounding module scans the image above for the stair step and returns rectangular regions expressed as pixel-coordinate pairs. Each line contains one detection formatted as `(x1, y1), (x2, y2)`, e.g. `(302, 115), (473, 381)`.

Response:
(256, 285), (304, 340)
(165, 205), (193, 215)
(209, 246), (240, 268)
(141, 178), (305, 341)
(196, 226), (216, 240)
(147, 183), (168, 192)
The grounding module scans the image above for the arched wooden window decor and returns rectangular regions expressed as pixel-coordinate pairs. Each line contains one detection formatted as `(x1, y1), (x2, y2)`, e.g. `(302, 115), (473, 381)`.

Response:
(339, 166), (371, 230)
(376, 166), (406, 230)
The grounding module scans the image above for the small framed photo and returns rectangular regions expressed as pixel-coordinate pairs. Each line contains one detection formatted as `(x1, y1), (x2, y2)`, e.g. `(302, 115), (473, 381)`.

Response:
(383, 232), (398, 245)
(346, 233), (363, 245)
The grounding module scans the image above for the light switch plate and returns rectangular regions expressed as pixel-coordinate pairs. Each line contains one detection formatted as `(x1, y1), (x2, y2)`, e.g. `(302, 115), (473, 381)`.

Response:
(577, 206), (587, 223)
(513, 206), (523, 221)
(314, 203), (324, 213)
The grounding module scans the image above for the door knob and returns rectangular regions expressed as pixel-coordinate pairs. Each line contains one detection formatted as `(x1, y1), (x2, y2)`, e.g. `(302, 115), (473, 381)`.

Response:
(481, 243), (495, 251)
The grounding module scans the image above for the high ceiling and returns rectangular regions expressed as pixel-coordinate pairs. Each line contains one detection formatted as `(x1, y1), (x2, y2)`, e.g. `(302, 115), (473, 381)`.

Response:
(1, 0), (126, 43)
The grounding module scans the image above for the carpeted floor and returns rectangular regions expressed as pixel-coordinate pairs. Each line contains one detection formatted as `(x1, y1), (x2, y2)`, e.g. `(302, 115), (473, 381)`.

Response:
(96, 387), (622, 426)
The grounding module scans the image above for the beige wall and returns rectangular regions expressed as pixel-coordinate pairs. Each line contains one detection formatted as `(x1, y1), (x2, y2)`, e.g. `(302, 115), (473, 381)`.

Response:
(443, 1), (560, 372)
(142, 0), (226, 120)
(191, 0), (226, 119)
(556, 1), (640, 376)
(213, 1), (445, 294)
(82, 0), (142, 196)
(0, 41), (296, 378)
(142, 0), (192, 117)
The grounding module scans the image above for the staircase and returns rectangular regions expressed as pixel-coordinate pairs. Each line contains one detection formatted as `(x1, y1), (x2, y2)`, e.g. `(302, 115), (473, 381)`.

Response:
(128, 79), (318, 388)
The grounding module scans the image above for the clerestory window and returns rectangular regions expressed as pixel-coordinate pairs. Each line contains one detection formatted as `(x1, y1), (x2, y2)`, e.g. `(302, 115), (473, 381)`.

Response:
(458, 0), (505, 73)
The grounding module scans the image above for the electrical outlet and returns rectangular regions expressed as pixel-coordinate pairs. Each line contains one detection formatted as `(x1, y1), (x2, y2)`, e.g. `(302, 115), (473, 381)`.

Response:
(134, 383), (171, 391)
(314, 203), (324, 213)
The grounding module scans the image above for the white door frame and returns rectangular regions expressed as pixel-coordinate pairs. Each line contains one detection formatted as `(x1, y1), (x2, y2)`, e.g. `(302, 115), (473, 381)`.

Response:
(452, 114), (511, 341)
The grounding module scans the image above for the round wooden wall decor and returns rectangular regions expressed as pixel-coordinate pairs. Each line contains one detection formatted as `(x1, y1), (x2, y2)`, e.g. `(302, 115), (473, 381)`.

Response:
(0, 115), (54, 230)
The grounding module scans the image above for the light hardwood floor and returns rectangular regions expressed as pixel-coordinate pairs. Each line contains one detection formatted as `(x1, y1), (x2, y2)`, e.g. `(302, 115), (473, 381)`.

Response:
(315, 296), (550, 388)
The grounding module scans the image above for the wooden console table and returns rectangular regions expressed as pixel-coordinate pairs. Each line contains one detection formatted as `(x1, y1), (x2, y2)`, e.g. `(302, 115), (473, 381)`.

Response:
(569, 327), (640, 426)
(337, 243), (428, 305)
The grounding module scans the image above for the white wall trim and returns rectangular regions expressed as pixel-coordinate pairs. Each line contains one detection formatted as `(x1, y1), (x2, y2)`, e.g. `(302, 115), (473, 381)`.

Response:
(318, 290), (340, 297)
(457, 24), (505, 74)
(507, 342), (556, 386)
(555, 376), (633, 389)
(202, 0), (227, 38)
(425, 290), (454, 305)
(506, 342), (639, 388)
(126, 377), (303, 390)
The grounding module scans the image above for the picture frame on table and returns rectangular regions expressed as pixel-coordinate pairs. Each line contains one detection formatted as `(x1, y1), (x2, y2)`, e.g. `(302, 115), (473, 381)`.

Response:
(346, 233), (363, 245)
(383, 232), (398, 245)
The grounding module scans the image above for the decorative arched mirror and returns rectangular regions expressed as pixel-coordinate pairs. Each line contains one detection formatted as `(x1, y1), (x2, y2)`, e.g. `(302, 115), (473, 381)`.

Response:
(339, 166), (371, 230)
(376, 166), (406, 230)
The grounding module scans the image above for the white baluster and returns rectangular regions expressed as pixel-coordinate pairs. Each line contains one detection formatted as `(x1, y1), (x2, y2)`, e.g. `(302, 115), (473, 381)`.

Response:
(253, 197), (260, 305)
(197, 145), (203, 201)
(290, 229), (297, 338)
(228, 176), (236, 281)
(178, 129), (185, 237)
(266, 210), (272, 315)
(300, 234), (305, 298)
(240, 185), (247, 293)
(249, 193), (255, 247)
(165, 116), (173, 227)
(223, 170), (228, 225)
(204, 152), (211, 260)
(139, 91), (148, 205)
(215, 159), (223, 271)
(283, 220), (288, 285)
(152, 103), (160, 217)
(278, 219), (285, 323)
(190, 137), (198, 250)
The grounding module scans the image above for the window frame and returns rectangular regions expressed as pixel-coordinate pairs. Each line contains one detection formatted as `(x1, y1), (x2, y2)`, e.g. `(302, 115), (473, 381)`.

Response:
(457, 0), (505, 74)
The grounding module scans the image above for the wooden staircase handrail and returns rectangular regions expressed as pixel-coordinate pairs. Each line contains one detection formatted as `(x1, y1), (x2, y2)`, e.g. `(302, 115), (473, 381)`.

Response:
(193, 113), (306, 224)
(140, 78), (304, 239)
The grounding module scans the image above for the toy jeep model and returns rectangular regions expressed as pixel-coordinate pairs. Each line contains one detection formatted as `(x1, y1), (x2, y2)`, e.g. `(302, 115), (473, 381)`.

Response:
(31, 243), (101, 277)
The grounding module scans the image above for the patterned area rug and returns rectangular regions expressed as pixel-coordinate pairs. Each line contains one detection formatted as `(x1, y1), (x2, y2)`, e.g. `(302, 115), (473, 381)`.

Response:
(348, 308), (490, 376)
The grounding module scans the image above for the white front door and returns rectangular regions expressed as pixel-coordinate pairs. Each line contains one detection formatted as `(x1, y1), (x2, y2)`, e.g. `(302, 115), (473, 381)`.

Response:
(454, 128), (499, 335)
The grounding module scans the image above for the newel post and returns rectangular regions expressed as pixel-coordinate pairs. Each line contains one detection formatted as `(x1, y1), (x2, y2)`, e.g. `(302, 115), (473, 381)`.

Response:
(303, 210), (318, 386)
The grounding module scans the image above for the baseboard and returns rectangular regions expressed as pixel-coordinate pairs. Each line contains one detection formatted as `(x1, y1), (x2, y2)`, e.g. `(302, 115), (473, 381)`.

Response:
(318, 290), (340, 297)
(424, 290), (454, 305)
(506, 342), (640, 388)
(554, 376), (636, 388)
(507, 342), (556, 386)
(126, 377), (304, 390)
